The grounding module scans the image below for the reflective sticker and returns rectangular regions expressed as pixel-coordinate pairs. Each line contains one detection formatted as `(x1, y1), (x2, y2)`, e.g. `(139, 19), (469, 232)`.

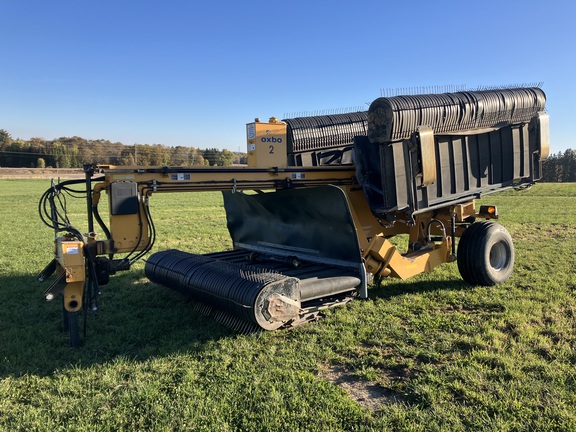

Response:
(171, 173), (191, 181)
(248, 144), (256, 151)
(247, 124), (256, 139)
(66, 246), (79, 255)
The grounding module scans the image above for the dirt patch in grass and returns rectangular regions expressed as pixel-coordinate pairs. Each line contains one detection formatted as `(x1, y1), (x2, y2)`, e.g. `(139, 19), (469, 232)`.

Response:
(319, 364), (403, 410)
(0, 167), (84, 179)
(507, 222), (576, 240)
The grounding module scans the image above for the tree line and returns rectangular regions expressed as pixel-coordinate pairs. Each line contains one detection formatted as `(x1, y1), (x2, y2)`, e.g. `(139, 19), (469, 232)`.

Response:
(541, 150), (576, 182)
(0, 129), (246, 168)
(1, 129), (574, 181)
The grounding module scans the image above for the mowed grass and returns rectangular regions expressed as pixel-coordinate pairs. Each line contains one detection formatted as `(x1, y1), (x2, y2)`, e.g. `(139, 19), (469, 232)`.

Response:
(0, 179), (575, 431)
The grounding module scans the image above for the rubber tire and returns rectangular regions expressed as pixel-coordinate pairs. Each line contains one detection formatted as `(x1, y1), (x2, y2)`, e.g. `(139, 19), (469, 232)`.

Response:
(457, 221), (515, 286)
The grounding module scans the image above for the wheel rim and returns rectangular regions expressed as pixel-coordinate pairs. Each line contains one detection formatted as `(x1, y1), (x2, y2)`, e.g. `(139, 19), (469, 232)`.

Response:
(490, 241), (509, 271)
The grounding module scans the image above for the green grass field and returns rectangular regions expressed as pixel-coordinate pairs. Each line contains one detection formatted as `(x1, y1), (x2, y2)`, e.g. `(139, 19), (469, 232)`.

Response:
(0, 180), (575, 431)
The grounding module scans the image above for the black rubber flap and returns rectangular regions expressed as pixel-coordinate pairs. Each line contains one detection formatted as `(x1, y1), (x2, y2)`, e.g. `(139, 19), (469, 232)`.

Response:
(222, 186), (362, 267)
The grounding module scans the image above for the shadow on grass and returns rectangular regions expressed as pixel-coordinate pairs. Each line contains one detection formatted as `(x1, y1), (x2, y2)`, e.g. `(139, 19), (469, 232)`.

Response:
(0, 271), (234, 378)
(369, 277), (470, 300)
(0, 270), (470, 378)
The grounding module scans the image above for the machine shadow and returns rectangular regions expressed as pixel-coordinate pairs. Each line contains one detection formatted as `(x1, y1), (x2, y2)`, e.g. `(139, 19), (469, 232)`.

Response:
(0, 271), (234, 378)
(367, 277), (470, 300)
(1, 270), (469, 378)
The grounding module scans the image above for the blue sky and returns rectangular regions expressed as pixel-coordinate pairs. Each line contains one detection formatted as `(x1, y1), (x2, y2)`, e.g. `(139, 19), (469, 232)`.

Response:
(1, 0), (574, 153)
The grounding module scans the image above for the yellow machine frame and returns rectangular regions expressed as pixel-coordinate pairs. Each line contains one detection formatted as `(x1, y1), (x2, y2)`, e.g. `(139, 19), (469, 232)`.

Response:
(38, 115), (505, 349)
(45, 160), (486, 315)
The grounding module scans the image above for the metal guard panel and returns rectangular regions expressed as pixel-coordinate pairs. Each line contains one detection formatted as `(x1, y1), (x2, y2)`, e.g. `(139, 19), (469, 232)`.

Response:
(355, 121), (543, 219)
(222, 186), (362, 267)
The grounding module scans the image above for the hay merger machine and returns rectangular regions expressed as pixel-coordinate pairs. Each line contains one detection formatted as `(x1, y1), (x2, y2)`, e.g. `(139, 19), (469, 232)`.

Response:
(38, 87), (549, 346)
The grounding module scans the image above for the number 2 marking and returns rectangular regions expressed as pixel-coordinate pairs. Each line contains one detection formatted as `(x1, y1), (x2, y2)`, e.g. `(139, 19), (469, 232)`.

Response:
(269, 145), (274, 154)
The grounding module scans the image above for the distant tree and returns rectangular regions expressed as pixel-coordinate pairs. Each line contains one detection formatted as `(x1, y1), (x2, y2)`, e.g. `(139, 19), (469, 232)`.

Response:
(189, 148), (203, 166)
(37, 158), (46, 168)
(171, 146), (190, 166)
(193, 152), (208, 166)
(90, 141), (107, 164)
(0, 129), (12, 149)
(136, 144), (151, 166)
(202, 148), (220, 166)
(0, 131), (243, 170)
(4, 140), (27, 166)
(119, 148), (136, 165)
(542, 153), (558, 182)
(78, 145), (95, 165)
(217, 149), (234, 167)
(233, 152), (247, 165)
(69, 145), (80, 168)
(52, 141), (71, 168)
(109, 141), (126, 165)
(565, 149), (576, 182)
(148, 144), (169, 166)
(541, 149), (576, 182)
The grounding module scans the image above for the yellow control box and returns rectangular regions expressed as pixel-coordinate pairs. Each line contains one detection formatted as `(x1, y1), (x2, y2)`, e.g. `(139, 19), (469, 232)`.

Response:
(56, 239), (86, 283)
(246, 117), (288, 168)
(55, 238), (86, 312)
